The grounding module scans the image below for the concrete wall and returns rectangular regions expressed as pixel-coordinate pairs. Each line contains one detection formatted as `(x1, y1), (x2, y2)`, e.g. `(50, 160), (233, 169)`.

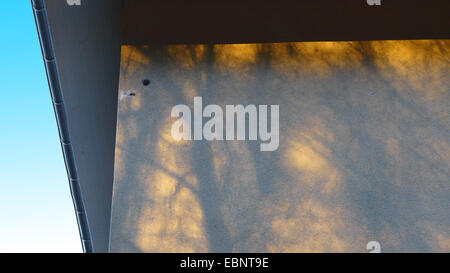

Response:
(110, 41), (450, 252)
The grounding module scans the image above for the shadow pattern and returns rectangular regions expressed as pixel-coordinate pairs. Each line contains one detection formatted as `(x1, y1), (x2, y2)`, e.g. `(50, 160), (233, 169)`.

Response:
(110, 40), (450, 252)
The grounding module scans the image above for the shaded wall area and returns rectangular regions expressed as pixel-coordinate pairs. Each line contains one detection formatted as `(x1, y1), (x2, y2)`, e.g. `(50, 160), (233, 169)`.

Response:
(110, 40), (449, 252)
(124, 0), (450, 44)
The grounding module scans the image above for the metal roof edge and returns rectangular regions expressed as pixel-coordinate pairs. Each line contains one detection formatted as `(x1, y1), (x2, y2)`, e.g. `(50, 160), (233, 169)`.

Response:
(31, 0), (93, 253)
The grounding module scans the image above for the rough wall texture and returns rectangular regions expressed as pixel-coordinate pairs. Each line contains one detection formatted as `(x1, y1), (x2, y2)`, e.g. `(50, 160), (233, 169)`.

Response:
(110, 41), (449, 252)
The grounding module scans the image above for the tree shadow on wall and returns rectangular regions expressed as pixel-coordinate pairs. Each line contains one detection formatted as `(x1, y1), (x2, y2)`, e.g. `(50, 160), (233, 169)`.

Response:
(110, 40), (450, 253)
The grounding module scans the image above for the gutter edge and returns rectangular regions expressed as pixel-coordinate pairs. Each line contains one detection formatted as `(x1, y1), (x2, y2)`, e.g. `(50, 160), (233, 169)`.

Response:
(31, 0), (93, 253)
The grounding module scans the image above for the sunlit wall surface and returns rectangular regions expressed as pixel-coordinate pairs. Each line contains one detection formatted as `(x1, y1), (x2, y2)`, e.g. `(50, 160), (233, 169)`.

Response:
(0, 2), (81, 253)
(110, 41), (449, 253)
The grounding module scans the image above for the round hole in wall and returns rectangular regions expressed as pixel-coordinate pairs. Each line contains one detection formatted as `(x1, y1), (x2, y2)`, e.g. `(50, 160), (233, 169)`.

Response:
(142, 79), (151, 86)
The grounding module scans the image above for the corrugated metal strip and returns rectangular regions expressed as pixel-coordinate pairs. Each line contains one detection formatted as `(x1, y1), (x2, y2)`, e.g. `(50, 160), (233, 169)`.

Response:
(31, 0), (93, 253)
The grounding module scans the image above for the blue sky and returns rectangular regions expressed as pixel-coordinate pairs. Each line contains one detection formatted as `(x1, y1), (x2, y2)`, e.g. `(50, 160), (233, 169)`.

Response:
(0, 2), (81, 252)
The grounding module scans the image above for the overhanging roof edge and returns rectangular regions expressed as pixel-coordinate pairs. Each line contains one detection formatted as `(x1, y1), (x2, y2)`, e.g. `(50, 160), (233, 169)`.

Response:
(31, 0), (92, 253)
